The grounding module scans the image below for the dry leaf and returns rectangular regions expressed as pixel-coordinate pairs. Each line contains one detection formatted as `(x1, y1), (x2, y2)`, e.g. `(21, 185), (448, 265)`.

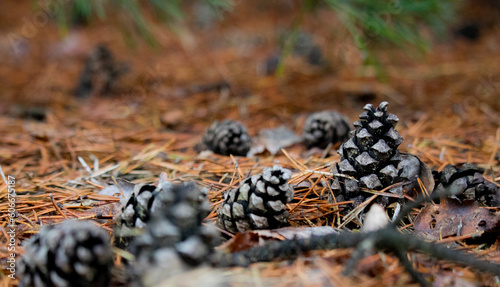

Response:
(259, 126), (302, 155)
(86, 202), (121, 218)
(414, 198), (500, 241)
(222, 226), (339, 252)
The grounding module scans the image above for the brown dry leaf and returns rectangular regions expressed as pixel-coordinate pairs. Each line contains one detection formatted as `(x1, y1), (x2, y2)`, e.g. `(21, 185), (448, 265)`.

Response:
(85, 202), (121, 218)
(413, 198), (500, 241)
(223, 226), (339, 252)
(224, 232), (264, 253)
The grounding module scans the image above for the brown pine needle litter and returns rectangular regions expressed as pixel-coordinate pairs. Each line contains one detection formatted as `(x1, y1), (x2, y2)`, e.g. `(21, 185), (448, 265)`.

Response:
(1, 1), (500, 286)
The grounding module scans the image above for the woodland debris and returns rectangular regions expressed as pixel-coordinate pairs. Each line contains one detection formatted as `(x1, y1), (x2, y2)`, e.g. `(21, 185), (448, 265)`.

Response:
(221, 226), (339, 253)
(413, 198), (499, 241)
(210, 220), (500, 286)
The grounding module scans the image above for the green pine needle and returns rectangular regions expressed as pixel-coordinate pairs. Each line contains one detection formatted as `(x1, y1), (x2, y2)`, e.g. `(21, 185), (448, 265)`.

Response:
(38, 0), (460, 72)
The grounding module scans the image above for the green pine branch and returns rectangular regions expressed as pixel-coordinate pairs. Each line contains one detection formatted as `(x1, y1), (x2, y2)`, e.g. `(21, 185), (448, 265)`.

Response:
(40, 0), (233, 46)
(324, 0), (458, 54)
(38, 0), (460, 71)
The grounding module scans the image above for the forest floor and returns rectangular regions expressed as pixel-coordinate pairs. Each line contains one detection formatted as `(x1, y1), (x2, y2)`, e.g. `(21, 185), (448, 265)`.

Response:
(0, 1), (499, 286)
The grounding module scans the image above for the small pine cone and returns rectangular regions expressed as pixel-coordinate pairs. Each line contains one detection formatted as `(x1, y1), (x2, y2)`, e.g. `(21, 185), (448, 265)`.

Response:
(217, 165), (294, 233)
(302, 110), (351, 149)
(330, 102), (404, 207)
(434, 164), (499, 206)
(115, 181), (203, 248)
(131, 183), (219, 286)
(201, 120), (251, 156)
(18, 221), (113, 287)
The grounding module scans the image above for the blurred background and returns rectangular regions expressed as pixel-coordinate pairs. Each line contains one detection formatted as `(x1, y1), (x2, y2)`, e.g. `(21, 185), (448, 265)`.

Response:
(0, 0), (498, 165)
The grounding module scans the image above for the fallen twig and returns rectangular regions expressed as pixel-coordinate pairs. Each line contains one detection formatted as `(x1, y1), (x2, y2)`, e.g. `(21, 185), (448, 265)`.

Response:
(211, 226), (500, 286)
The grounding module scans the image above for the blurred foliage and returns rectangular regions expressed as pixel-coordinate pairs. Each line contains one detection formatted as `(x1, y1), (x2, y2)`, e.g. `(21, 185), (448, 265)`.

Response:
(39, 0), (234, 46)
(322, 0), (459, 74)
(39, 0), (460, 71)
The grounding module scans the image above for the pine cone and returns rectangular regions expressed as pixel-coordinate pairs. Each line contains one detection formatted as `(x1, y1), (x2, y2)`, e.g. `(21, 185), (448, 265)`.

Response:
(292, 32), (324, 66)
(302, 110), (351, 149)
(434, 164), (499, 206)
(330, 102), (405, 208)
(130, 183), (219, 287)
(18, 221), (113, 287)
(217, 165), (294, 233)
(201, 120), (251, 156)
(115, 181), (203, 248)
(75, 44), (127, 98)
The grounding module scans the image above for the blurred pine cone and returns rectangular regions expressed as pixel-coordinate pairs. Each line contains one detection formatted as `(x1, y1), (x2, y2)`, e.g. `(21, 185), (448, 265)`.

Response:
(75, 44), (128, 98)
(292, 32), (325, 66)
(217, 165), (294, 233)
(18, 221), (113, 287)
(434, 164), (499, 206)
(302, 110), (351, 149)
(330, 102), (409, 208)
(115, 181), (204, 248)
(130, 183), (219, 287)
(201, 120), (251, 156)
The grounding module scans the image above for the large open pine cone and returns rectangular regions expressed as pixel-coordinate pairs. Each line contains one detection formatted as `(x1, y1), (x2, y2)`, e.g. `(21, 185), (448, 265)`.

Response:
(130, 183), (219, 287)
(302, 110), (351, 149)
(330, 102), (405, 207)
(434, 164), (499, 206)
(201, 120), (251, 156)
(217, 165), (294, 233)
(18, 221), (113, 287)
